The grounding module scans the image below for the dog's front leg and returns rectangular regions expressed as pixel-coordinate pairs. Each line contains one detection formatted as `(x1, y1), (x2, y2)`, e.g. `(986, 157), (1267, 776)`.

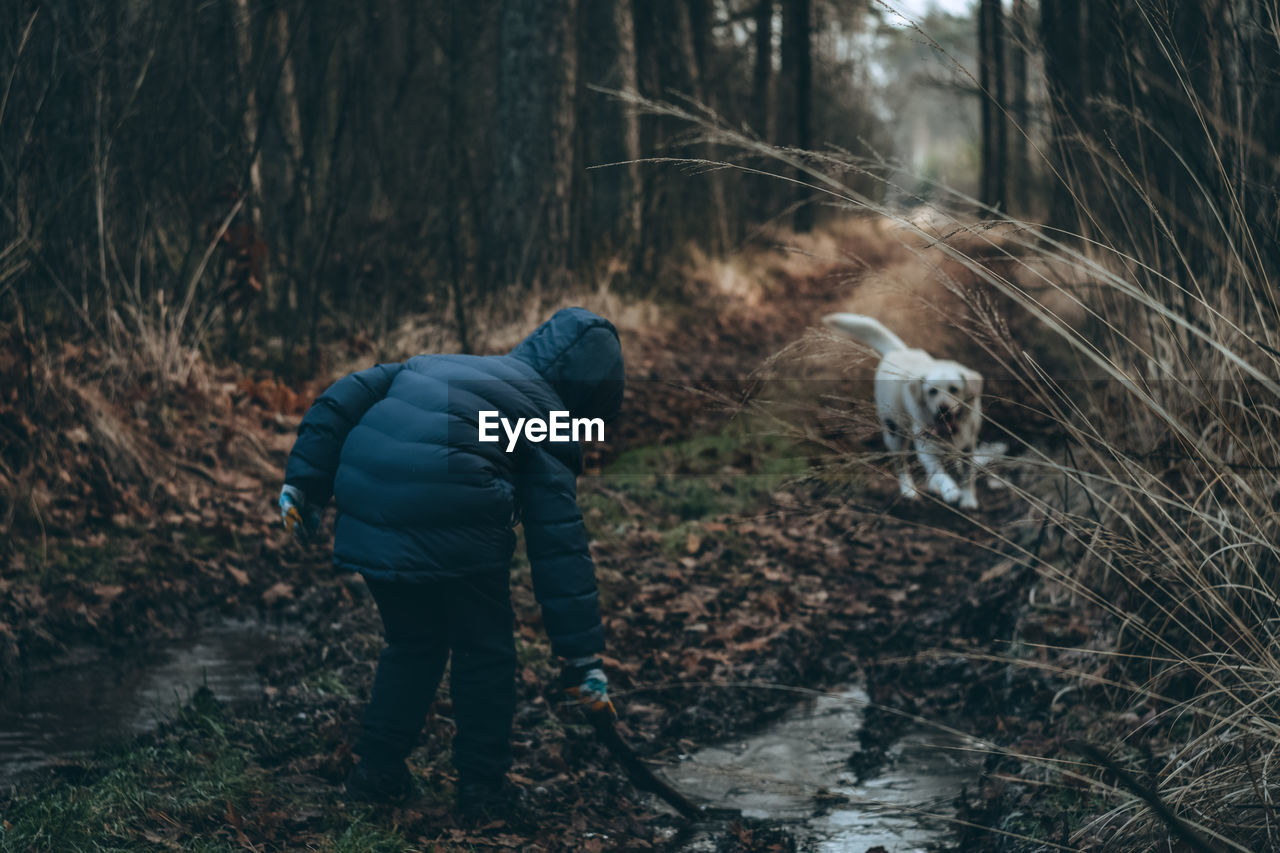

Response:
(913, 438), (962, 504)
(884, 428), (917, 499)
(958, 450), (978, 510)
(957, 405), (982, 510)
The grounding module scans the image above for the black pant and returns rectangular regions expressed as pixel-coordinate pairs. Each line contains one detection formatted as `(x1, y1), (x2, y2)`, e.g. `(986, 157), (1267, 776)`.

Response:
(356, 573), (516, 782)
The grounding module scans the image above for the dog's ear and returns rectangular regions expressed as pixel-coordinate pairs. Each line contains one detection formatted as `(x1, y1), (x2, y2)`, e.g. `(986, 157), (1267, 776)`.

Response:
(964, 370), (984, 398)
(909, 378), (925, 406)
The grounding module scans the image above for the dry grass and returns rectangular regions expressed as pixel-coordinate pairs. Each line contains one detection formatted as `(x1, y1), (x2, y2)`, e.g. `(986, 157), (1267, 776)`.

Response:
(620, 47), (1280, 848)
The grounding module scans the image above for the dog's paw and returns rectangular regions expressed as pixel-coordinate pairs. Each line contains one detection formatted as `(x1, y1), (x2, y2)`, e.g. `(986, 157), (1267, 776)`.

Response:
(928, 473), (962, 504)
(959, 491), (979, 510)
(898, 474), (919, 500)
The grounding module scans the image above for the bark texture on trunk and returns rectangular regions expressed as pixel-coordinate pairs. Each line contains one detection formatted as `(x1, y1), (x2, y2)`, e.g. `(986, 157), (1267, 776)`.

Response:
(753, 0), (774, 142)
(979, 0), (1007, 213)
(231, 0), (267, 296)
(1009, 0), (1029, 216)
(782, 0), (813, 232)
(581, 0), (643, 266)
(492, 0), (580, 290)
(1040, 0), (1083, 233)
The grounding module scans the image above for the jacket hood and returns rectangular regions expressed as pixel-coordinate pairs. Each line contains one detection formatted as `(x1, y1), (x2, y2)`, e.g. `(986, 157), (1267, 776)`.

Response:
(509, 307), (625, 422)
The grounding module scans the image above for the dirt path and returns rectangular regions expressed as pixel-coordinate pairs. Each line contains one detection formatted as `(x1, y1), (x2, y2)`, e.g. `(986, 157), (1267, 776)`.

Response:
(0, 226), (1042, 852)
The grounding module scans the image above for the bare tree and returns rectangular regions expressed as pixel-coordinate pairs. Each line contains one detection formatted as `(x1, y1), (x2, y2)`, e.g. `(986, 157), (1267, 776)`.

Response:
(782, 0), (813, 231)
(978, 0), (1007, 212)
(230, 0), (268, 300)
(581, 0), (644, 269)
(272, 5), (306, 327)
(1039, 0), (1083, 234)
(751, 0), (777, 223)
(613, 0), (643, 258)
(446, 2), (474, 352)
(679, 0), (730, 250)
(1008, 0), (1030, 216)
(491, 0), (580, 290)
(753, 0), (774, 142)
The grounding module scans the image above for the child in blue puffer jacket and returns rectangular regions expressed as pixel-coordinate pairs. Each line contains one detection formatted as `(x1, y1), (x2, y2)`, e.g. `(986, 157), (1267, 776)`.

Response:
(277, 308), (624, 816)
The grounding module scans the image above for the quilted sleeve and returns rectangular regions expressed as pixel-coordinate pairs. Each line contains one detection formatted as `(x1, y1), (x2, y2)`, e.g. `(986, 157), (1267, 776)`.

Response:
(517, 447), (605, 659)
(284, 362), (403, 505)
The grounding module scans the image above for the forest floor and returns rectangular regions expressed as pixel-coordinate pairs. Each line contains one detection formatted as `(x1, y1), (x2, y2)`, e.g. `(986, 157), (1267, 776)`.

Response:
(0, 221), (1100, 851)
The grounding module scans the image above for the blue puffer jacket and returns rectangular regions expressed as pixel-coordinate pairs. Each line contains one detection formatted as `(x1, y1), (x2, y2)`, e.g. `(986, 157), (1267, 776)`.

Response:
(283, 307), (624, 659)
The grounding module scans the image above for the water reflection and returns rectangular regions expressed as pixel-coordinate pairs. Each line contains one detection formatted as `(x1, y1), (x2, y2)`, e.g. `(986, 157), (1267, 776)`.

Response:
(665, 688), (981, 852)
(0, 620), (292, 785)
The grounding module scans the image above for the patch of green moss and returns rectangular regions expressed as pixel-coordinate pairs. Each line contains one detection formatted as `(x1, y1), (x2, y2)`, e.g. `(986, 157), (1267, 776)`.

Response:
(0, 690), (267, 851)
(585, 424), (813, 528)
(0, 689), (416, 853)
(302, 669), (355, 700)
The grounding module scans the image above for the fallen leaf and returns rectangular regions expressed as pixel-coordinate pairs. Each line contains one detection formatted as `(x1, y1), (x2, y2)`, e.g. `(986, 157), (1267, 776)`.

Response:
(92, 584), (125, 603)
(263, 581), (293, 605)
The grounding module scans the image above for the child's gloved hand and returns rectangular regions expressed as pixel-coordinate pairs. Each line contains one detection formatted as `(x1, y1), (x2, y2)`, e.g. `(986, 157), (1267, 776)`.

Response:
(278, 484), (321, 543)
(562, 656), (615, 720)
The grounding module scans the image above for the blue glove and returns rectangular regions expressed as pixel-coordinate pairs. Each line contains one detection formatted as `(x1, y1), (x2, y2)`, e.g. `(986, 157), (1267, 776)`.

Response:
(562, 656), (616, 720)
(279, 484), (321, 543)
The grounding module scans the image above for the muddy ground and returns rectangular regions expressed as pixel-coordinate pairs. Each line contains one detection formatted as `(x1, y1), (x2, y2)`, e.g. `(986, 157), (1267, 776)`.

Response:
(0, 227), (1090, 851)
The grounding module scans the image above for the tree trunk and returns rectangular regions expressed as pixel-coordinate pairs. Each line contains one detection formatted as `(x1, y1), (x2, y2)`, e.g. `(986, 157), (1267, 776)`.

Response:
(1009, 0), (1029, 216)
(581, 0), (643, 268)
(978, 0), (1007, 213)
(632, 0), (725, 262)
(614, 1), (643, 260)
(678, 0), (730, 251)
(447, 2), (472, 353)
(273, 6), (305, 330)
(1040, 0), (1083, 234)
(492, 0), (579, 290)
(751, 0), (776, 224)
(230, 0), (268, 301)
(632, 0), (663, 274)
(782, 0), (813, 232)
(753, 0), (774, 142)
(273, 7), (306, 217)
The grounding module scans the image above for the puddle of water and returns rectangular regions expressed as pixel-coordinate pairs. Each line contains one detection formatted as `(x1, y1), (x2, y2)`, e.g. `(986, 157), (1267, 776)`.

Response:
(664, 688), (981, 852)
(0, 619), (291, 785)
(813, 729), (979, 852)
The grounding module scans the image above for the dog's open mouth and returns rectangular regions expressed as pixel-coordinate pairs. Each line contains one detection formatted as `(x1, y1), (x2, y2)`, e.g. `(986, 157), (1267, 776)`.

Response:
(934, 412), (957, 438)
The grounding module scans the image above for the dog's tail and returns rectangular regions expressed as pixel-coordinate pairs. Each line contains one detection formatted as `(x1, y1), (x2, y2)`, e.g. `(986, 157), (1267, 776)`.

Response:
(821, 313), (908, 356)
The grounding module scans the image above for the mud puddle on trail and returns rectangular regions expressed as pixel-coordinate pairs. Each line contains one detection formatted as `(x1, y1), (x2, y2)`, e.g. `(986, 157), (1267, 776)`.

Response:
(665, 688), (981, 852)
(0, 618), (296, 786)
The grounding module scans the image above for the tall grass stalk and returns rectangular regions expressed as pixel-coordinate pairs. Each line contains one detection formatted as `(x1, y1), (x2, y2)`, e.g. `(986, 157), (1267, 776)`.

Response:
(613, 13), (1280, 846)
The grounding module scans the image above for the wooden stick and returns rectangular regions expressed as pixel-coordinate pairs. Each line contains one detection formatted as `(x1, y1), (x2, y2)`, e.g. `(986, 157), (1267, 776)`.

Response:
(588, 711), (712, 821)
(1068, 740), (1222, 853)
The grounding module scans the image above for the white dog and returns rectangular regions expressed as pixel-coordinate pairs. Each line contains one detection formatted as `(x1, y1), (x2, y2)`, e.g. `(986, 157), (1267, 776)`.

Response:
(823, 313), (984, 509)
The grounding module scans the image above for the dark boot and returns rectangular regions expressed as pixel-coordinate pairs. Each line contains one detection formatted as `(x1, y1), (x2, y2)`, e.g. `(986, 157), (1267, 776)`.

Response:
(456, 776), (525, 821)
(344, 759), (415, 804)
